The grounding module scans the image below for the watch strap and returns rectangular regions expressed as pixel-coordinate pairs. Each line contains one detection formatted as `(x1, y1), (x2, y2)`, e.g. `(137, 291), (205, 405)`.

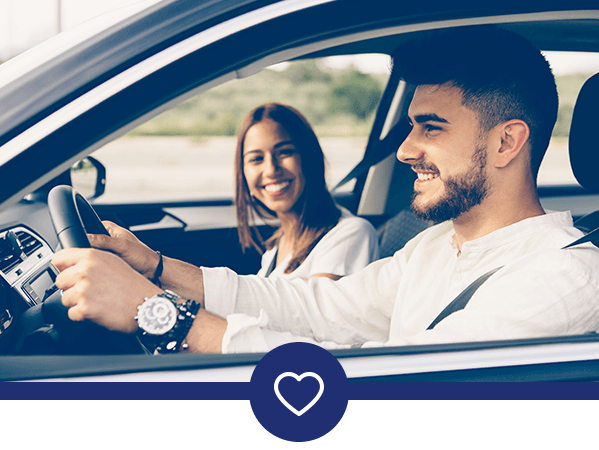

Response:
(150, 251), (164, 287)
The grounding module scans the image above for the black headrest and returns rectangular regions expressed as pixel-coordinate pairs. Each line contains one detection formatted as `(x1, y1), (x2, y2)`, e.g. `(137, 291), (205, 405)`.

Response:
(569, 73), (599, 192)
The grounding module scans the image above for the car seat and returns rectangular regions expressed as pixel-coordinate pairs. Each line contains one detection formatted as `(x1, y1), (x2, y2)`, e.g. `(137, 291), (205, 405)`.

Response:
(569, 72), (599, 231)
(376, 209), (432, 258)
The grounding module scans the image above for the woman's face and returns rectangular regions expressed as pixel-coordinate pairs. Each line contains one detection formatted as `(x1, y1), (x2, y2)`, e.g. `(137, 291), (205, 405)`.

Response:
(243, 120), (306, 218)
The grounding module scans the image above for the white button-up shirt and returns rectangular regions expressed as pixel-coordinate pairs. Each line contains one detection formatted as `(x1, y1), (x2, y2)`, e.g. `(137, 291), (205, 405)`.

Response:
(202, 211), (599, 353)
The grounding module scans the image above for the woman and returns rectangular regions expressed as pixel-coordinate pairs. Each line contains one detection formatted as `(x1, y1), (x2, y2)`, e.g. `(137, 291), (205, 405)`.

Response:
(89, 103), (378, 287)
(235, 102), (378, 280)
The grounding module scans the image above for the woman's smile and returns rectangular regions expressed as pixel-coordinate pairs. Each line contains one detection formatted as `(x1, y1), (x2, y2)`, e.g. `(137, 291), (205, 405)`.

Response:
(263, 179), (292, 196)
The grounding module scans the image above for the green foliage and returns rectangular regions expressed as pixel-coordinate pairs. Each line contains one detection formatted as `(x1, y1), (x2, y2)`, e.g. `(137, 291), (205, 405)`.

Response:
(129, 60), (387, 138)
(329, 68), (383, 120)
(285, 60), (332, 85)
(129, 58), (590, 140)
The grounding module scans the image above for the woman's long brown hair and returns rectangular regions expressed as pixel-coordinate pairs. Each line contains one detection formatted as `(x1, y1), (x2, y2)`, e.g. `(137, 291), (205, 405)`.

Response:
(235, 103), (341, 274)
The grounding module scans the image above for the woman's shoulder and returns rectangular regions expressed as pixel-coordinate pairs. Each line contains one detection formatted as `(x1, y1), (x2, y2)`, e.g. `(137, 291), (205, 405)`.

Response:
(333, 206), (377, 236)
(312, 206), (378, 252)
(304, 205), (379, 275)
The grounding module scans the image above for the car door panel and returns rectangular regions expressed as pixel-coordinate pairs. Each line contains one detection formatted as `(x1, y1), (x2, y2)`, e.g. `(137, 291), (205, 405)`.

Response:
(93, 202), (266, 275)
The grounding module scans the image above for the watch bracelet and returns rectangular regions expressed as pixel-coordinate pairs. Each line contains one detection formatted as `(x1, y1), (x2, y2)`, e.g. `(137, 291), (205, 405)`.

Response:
(141, 298), (201, 354)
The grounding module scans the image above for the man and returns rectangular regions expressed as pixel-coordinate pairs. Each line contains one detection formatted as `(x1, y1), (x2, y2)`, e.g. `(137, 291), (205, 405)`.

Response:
(53, 26), (599, 353)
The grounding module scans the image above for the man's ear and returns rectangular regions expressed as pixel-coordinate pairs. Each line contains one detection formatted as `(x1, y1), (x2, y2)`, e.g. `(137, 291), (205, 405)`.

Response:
(493, 119), (530, 168)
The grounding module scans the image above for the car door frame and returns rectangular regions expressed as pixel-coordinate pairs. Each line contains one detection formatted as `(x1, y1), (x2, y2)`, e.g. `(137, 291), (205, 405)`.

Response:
(4, 1), (599, 380)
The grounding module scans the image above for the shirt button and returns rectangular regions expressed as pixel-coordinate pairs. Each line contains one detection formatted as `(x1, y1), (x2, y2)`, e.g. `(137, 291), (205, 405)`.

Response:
(455, 274), (462, 282)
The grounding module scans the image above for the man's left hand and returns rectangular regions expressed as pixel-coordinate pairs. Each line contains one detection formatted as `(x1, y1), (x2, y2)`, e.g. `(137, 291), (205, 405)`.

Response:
(52, 248), (162, 334)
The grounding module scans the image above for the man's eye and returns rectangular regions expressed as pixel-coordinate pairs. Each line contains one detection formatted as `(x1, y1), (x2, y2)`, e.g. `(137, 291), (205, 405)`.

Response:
(425, 124), (441, 133)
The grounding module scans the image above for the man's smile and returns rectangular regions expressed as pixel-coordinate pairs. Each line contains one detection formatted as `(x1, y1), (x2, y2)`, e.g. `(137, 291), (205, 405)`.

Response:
(415, 171), (439, 182)
(412, 165), (440, 184)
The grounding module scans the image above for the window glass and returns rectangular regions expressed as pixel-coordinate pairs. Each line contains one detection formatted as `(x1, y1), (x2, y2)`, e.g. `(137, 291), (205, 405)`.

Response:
(91, 55), (391, 204)
(537, 51), (599, 186)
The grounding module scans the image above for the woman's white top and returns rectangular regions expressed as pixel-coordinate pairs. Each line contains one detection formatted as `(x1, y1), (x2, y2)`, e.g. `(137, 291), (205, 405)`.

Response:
(256, 207), (379, 280)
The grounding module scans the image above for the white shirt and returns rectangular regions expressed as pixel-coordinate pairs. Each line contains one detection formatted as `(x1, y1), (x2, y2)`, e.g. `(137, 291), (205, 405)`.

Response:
(202, 211), (599, 353)
(256, 207), (379, 279)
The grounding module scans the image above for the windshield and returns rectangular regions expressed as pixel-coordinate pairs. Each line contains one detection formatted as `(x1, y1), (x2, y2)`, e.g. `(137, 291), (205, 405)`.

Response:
(0, 0), (162, 90)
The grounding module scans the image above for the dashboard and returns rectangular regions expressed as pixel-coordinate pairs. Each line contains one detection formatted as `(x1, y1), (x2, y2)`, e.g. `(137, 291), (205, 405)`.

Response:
(0, 226), (57, 306)
(0, 198), (61, 354)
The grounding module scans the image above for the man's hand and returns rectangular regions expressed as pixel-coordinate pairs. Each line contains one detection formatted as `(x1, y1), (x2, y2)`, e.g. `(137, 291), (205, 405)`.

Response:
(89, 221), (160, 279)
(52, 247), (225, 353)
(53, 248), (162, 333)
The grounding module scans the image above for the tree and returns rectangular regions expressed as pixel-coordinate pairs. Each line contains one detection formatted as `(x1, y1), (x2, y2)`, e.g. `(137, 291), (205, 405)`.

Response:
(329, 68), (382, 120)
(284, 60), (332, 85)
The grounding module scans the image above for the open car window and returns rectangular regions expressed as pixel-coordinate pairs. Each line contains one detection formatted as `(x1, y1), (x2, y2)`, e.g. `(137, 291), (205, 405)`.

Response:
(89, 55), (390, 204)
(538, 51), (599, 187)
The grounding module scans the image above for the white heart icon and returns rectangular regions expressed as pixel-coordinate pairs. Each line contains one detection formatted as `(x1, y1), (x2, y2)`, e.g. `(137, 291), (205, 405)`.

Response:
(274, 372), (324, 416)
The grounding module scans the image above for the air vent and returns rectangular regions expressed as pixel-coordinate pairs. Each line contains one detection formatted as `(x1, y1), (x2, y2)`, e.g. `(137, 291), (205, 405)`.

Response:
(0, 229), (44, 275)
(0, 253), (21, 273)
(15, 230), (42, 257)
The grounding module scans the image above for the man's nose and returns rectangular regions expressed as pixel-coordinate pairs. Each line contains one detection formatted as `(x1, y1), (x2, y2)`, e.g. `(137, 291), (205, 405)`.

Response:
(396, 130), (424, 164)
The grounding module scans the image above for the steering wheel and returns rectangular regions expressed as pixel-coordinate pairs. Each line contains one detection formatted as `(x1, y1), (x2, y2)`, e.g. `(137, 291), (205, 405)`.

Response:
(21, 185), (146, 354)
(48, 185), (110, 248)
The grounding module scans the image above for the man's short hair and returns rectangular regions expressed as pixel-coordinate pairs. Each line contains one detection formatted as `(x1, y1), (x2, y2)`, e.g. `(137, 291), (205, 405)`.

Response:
(392, 25), (558, 177)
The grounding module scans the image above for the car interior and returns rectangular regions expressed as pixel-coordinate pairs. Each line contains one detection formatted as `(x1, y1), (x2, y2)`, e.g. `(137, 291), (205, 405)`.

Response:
(2, 5), (599, 379)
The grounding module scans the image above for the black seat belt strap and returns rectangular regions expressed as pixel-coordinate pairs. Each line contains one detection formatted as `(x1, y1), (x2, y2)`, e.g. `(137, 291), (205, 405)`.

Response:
(332, 119), (411, 191)
(427, 223), (599, 330)
(426, 266), (502, 330)
(563, 225), (599, 248)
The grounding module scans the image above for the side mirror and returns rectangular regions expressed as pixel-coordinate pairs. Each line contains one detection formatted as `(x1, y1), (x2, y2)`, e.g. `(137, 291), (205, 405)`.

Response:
(70, 156), (106, 200)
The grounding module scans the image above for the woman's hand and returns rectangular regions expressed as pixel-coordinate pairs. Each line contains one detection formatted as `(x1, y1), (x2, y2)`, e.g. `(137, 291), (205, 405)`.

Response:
(88, 220), (160, 279)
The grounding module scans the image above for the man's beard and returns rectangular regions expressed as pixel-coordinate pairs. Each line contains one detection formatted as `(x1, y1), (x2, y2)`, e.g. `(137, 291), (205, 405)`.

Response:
(411, 146), (489, 223)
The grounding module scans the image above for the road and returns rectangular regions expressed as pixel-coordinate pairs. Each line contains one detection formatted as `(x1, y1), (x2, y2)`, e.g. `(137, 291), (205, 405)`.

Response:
(89, 136), (576, 204)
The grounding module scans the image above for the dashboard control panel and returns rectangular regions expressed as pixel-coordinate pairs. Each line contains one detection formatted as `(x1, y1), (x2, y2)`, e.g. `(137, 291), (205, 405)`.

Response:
(0, 226), (57, 308)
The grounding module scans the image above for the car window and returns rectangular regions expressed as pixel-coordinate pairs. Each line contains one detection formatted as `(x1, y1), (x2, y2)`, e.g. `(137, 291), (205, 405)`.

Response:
(89, 51), (599, 203)
(90, 54), (391, 204)
(537, 51), (599, 186)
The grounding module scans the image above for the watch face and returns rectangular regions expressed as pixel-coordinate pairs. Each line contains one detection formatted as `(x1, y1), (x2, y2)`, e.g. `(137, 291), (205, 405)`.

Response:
(137, 296), (178, 335)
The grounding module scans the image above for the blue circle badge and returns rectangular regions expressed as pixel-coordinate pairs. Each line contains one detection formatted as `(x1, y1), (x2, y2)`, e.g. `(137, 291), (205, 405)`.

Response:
(250, 342), (348, 442)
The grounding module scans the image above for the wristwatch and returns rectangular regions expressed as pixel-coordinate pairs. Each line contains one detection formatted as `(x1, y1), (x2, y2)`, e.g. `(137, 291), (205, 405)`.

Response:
(136, 290), (200, 354)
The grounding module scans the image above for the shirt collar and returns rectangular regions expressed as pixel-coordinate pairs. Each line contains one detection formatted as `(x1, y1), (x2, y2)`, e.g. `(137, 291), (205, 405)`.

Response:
(451, 211), (574, 255)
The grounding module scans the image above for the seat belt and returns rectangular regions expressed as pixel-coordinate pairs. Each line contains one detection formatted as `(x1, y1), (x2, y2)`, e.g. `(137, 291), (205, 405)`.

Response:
(426, 266), (502, 330)
(427, 224), (599, 330)
(332, 119), (411, 191)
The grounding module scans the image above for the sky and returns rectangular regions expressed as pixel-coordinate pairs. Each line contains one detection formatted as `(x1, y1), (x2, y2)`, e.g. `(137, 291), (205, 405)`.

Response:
(2, 0), (599, 76)
(0, 0), (151, 59)
(0, 0), (394, 73)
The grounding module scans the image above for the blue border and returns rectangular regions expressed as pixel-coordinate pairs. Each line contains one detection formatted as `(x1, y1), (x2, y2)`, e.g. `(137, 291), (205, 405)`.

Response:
(4, 382), (599, 400)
